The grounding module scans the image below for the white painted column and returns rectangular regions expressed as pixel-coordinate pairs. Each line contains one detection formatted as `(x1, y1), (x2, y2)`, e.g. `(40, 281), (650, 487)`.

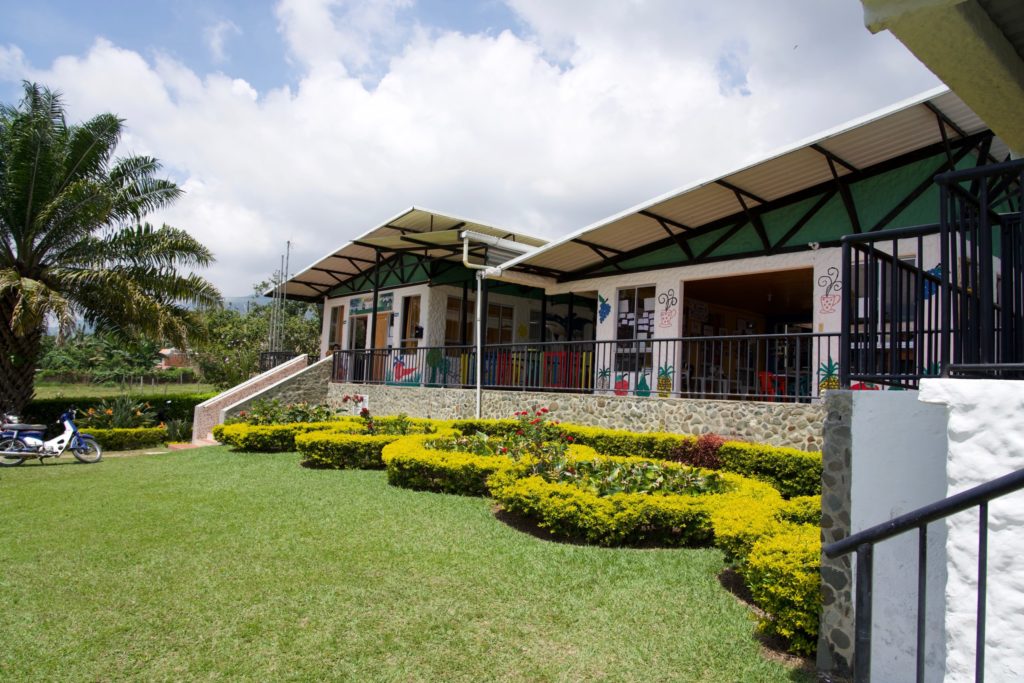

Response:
(919, 379), (1024, 682)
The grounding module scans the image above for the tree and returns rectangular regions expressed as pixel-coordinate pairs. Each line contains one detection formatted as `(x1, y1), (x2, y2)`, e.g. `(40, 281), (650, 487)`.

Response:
(0, 82), (221, 410)
(192, 289), (321, 390)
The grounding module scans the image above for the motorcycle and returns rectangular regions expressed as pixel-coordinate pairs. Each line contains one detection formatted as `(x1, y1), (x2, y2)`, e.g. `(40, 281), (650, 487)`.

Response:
(0, 408), (102, 466)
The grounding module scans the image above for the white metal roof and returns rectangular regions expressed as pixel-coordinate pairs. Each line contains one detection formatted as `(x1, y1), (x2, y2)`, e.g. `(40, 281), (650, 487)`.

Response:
(278, 207), (547, 300)
(502, 87), (1006, 276)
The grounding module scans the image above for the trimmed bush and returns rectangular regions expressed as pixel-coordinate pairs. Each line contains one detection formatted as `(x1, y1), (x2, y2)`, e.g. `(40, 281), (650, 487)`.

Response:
(381, 434), (524, 496)
(744, 524), (821, 655)
(718, 442), (822, 498)
(492, 475), (713, 546)
(213, 421), (360, 452)
(296, 432), (402, 469)
(449, 419), (518, 437)
(779, 495), (822, 526)
(450, 420), (821, 499)
(560, 425), (696, 460)
(84, 427), (168, 451)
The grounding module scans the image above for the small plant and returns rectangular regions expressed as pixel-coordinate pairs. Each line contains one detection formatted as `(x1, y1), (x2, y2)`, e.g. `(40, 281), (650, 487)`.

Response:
(81, 396), (157, 429)
(427, 407), (571, 462)
(359, 406), (375, 434)
(242, 399), (338, 425)
(164, 419), (193, 443)
(537, 456), (721, 497)
(666, 433), (726, 470)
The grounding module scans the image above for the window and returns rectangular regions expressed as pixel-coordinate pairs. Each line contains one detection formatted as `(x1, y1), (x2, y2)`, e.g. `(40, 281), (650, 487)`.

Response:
(327, 305), (344, 349)
(615, 286), (655, 372)
(401, 295), (421, 349)
(486, 304), (514, 344)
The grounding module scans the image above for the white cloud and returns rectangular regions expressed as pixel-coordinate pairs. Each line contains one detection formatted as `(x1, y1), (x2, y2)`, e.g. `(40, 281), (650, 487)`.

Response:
(204, 19), (242, 64)
(274, 0), (413, 76)
(0, 0), (941, 295)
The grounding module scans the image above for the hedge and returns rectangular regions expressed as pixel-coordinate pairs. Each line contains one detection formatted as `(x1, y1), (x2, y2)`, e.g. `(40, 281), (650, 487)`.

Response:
(450, 419), (696, 460)
(213, 421), (361, 452)
(486, 463), (818, 654)
(25, 392), (217, 424)
(296, 432), (406, 469)
(745, 525), (822, 654)
(381, 434), (525, 496)
(717, 442), (823, 498)
(83, 427), (168, 451)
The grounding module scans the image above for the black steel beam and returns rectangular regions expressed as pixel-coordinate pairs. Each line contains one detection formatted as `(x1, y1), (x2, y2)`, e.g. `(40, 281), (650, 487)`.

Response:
(811, 143), (858, 173)
(716, 179), (766, 205)
(772, 189), (837, 251)
(558, 132), (993, 281)
(641, 210), (695, 260)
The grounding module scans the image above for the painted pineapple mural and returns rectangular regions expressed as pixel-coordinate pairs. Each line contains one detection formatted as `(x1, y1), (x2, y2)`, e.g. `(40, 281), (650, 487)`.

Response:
(818, 356), (840, 392)
(657, 364), (674, 398)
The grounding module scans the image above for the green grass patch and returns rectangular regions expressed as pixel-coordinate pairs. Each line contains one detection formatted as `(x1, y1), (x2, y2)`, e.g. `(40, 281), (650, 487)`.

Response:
(0, 449), (809, 681)
(33, 382), (216, 399)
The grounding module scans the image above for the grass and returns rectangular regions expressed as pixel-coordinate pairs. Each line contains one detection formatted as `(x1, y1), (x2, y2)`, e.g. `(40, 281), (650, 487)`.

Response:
(0, 448), (811, 682)
(32, 381), (216, 399)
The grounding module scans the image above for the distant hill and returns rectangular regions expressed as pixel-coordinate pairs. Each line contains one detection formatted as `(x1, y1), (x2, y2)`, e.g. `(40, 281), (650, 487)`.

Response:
(224, 295), (272, 312)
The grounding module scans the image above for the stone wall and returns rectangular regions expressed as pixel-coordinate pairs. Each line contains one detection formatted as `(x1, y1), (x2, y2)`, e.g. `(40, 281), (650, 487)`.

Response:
(818, 392), (854, 676)
(192, 354), (309, 443)
(328, 383), (825, 450)
(818, 390), (950, 681)
(223, 356), (333, 418)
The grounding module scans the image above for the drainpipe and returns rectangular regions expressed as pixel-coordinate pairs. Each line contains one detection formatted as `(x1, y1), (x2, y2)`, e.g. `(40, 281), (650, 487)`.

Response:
(462, 238), (504, 418)
(461, 231), (534, 418)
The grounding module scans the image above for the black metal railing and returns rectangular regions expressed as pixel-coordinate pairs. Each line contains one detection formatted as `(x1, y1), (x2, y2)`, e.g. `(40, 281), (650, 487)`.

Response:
(841, 224), (946, 388)
(824, 467), (1024, 683)
(258, 351), (309, 373)
(331, 331), (840, 402)
(841, 158), (1024, 387)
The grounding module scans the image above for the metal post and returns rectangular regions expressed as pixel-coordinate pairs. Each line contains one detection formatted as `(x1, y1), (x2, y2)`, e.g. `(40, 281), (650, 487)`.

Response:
(841, 239), (852, 388)
(540, 292), (548, 343)
(855, 543), (874, 683)
(475, 271), (484, 418)
(370, 249), (381, 350)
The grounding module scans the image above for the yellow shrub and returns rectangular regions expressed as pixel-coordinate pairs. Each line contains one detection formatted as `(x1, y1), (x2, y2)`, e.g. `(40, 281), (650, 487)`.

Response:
(745, 524), (821, 655)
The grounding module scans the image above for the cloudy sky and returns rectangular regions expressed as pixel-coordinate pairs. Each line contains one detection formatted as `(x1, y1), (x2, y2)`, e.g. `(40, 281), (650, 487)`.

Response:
(0, 0), (940, 297)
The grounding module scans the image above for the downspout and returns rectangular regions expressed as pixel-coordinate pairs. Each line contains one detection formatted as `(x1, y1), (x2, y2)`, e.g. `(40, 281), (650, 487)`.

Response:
(462, 237), (504, 419)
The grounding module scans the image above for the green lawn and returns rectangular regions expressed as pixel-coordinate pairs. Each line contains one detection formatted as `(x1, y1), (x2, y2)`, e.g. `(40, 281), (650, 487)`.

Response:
(32, 381), (216, 399)
(0, 449), (810, 682)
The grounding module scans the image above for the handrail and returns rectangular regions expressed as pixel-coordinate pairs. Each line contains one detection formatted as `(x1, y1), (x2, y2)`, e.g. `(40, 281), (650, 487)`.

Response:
(840, 222), (940, 244)
(824, 465), (1024, 683)
(825, 467), (1024, 559)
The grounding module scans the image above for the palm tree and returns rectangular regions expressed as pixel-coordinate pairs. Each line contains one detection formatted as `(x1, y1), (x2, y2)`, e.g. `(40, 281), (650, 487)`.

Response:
(0, 82), (221, 411)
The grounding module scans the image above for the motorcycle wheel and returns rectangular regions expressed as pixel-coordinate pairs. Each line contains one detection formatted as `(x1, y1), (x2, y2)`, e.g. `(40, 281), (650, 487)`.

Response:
(0, 438), (28, 467)
(71, 436), (102, 464)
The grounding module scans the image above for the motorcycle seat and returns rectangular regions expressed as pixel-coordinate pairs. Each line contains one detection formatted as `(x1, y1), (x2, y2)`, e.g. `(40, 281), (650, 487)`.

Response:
(2, 423), (46, 431)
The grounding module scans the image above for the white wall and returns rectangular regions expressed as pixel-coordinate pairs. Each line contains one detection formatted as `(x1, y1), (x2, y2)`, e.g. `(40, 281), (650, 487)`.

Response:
(919, 379), (1024, 682)
(849, 390), (949, 682)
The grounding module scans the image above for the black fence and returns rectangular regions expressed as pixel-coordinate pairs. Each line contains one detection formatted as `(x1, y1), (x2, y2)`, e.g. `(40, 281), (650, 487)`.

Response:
(841, 159), (1024, 387)
(331, 331), (840, 402)
(258, 351), (311, 373)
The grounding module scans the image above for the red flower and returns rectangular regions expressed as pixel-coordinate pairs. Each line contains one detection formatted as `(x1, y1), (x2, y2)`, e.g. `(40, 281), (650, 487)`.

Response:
(566, 436), (575, 442)
(500, 447), (508, 454)
(516, 429), (524, 436)
(530, 418), (540, 425)
(540, 407), (549, 414)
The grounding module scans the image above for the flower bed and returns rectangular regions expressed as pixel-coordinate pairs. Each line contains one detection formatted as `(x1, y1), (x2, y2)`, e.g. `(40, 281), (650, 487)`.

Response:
(385, 408), (822, 655)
